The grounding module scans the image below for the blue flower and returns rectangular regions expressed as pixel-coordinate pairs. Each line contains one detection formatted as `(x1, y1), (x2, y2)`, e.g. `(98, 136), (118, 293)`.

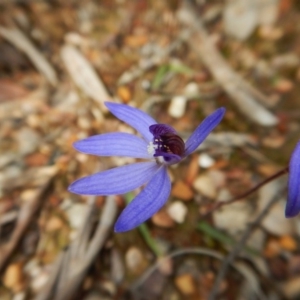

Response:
(286, 141), (300, 218)
(69, 102), (225, 232)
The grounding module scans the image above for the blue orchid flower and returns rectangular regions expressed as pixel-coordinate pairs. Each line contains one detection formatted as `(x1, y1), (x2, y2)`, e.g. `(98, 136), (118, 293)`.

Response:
(286, 141), (300, 218)
(69, 102), (225, 232)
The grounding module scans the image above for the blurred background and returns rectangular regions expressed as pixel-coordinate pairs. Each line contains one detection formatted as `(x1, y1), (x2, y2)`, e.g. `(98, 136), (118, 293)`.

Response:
(0, 0), (300, 299)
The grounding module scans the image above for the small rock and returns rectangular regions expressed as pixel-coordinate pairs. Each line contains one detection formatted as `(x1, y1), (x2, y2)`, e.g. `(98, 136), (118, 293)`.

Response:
(213, 189), (252, 235)
(117, 86), (131, 103)
(264, 238), (281, 258)
(223, 0), (258, 40)
(281, 276), (300, 299)
(65, 203), (87, 230)
(157, 257), (173, 276)
(20, 189), (39, 202)
(12, 292), (26, 300)
(207, 170), (226, 189)
(258, 180), (294, 236)
(16, 127), (40, 156)
(45, 216), (64, 232)
(30, 269), (49, 292)
(258, 25), (283, 40)
(152, 209), (175, 228)
(262, 134), (285, 148)
(272, 53), (300, 70)
(257, 163), (281, 176)
(193, 173), (218, 199)
(3, 263), (24, 292)
(167, 201), (188, 224)
(168, 95), (187, 119)
(279, 235), (297, 251)
(174, 274), (196, 295)
(274, 78), (294, 93)
(26, 114), (41, 128)
(184, 82), (199, 96)
(262, 199), (294, 236)
(125, 247), (147, 274)
(25, 152), (49, 166)
(198, 153), (215, 168)
(246, 228), (266, 252)
(77, 116), (92, 130)
(171, 180), (193, 201)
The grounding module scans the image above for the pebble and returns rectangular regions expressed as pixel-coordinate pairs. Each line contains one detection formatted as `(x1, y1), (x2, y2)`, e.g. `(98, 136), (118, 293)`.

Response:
(3, 262), (24, 292)
(117, 86), (131, 103)
(65, 203), (87, 230)
(171, 180), (193, 201)
(193, 173), (218, 199)
(264, 238), (281, 258)
(152, 210), (175, 228)
(20, 189), (38, 202)
(198, 153), (215, 168)
(16, 127), (40, 156)
(125, 247), (147, 274)
(167, 201), (187, 224)
(213, 189), (252, 235)
(258, 181), (294, 236)
(45, 215), (64, 232)
(262, 135), (285, 148)
(174, 274), (196, 295)
(77, 116), (92, 130)
(223, 0), (258, 40)
(279, 235), (297, 251)
(168, 95), (187, 119)
(281, 276), (300, 299)
(274, 78), (294, 93)
(184, 82), (199, 96)
(12, 292), (26, 300)
(30, 269), (49, 292)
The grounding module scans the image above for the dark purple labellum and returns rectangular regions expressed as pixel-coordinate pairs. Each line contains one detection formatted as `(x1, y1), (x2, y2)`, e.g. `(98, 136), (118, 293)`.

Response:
(149, 124), (185, 163)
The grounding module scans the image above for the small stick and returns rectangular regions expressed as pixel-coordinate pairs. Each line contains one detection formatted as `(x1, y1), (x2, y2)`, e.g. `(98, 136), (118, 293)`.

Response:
(208, 185), (285, 300)
(203, 166), (288, 215)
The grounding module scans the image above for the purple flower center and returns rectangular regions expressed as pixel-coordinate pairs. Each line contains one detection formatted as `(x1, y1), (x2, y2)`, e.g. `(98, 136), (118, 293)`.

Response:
(149, 124), (185, 164)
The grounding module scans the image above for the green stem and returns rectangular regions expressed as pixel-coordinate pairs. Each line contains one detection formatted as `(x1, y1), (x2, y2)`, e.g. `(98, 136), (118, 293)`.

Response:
(125, 193), (162, 257)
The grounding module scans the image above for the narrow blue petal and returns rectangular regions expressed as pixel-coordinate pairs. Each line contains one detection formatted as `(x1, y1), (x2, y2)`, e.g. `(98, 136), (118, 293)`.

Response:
(74, 133), (151, 159)
(105, 102), (156, 142)
(184, 107), (226, 156)
(115, 166), (171, 232)
(286, 141), (300, 217)
(68, 162), (159, 195)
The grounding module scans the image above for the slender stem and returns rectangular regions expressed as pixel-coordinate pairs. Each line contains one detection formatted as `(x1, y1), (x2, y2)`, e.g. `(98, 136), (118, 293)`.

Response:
(204, 166), (289, 215)
(138, 224), (162, 257)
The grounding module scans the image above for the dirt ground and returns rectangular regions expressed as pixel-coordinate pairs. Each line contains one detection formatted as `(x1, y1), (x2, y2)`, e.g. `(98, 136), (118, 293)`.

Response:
(1, 0), (300, 299)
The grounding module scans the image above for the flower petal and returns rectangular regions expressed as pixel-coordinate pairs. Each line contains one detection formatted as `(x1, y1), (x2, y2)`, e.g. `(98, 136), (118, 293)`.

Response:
(153, 150), (182, 164)
(74, 133), (151, 159)
(149, 124), (177, 135)
(105, 102), (157, 142)
(286, 141), (300, 217)
(184, 107), (226, 156)
(114, 166), (171, 232)
(68, 162), (159, 195)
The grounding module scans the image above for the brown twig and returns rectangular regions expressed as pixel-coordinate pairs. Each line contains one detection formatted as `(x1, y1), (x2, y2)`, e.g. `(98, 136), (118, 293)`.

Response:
(208, 184), (286, 300)
(35, 195), (117, 300)
(0, 170), (57, 273)
(177, 0), (278, 127)
(203, 166), (289, 216)
(131, 247), (265, 299)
